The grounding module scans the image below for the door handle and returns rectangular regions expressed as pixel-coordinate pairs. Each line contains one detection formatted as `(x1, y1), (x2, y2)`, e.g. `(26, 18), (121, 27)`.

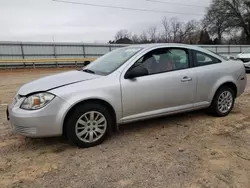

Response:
(181, 76), (192, 82)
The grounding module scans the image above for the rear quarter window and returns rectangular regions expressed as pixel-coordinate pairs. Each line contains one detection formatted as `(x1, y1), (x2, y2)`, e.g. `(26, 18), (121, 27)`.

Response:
(193, 50), (221, 67)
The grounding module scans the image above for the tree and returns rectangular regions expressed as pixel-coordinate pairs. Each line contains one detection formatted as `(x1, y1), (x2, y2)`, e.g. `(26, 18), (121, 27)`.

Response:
(203, 0), (231, 44)
(169, 18), (182, 42)
(112, 29), (132, 44)
(179, 20), (200, 43)
(114, 29), (131, 41)
(162, 17), (171, 42)
(199, 30), (213, 44)
(147, 26), (157, 42)
(131, 34), (140, 44)
(139, 31), (150, 43)
(161, 17), (200, 43)
(109, 0), (250, 45)
(110, 18), (202, 44)
(204, 0), (250, 44)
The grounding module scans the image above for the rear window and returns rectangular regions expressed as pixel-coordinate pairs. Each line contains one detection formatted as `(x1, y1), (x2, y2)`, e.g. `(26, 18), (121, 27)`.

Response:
(207, 49), (228, 61)
(193, 50), (221, 67)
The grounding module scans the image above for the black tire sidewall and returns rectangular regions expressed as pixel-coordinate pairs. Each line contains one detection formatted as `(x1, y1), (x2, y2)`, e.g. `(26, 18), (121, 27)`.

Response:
(66, 103), (112, 148)
(212, 87), (235, 117)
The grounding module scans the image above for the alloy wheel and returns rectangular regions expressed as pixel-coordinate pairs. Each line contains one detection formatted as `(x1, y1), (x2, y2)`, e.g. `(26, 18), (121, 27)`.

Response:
(217, 91), (233, 114)
(75, 111), (107, 143)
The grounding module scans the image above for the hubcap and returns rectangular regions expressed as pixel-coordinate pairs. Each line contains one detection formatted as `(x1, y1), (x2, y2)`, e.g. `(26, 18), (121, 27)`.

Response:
(75, 111), (107, 143)
(218, 91), (233, 114)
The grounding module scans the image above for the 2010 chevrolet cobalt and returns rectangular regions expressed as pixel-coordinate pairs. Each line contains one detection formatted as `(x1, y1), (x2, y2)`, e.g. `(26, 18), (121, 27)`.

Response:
(7, 44), (247, 147)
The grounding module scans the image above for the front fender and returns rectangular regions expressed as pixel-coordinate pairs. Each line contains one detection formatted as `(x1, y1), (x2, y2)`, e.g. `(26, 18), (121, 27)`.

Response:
(52, 88), (123, 128)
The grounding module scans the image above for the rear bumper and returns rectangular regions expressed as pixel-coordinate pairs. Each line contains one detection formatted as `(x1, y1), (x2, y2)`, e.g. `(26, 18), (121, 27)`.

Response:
(236, 73), (247, 97)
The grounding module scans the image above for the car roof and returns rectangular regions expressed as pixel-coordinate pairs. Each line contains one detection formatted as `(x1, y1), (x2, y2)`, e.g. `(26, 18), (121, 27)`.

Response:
(128, 43), (205, 51)
(126, 43), (223, 60)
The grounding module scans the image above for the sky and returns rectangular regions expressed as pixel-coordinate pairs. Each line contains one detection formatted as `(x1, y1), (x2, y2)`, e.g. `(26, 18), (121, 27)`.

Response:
(0, 0), (211, 43)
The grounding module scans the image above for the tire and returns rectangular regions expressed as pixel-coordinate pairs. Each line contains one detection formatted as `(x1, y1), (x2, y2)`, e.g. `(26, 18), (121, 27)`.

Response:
(66, 103), (113, 148)
(208, 86), (235, 117)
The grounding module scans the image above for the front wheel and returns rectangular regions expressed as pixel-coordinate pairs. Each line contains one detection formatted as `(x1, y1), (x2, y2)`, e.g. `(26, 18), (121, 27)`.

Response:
(66, 103), (113, 148)
(208, 86), (235, 117)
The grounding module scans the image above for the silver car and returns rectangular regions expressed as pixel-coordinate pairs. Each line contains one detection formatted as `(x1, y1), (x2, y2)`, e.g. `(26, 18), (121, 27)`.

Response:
(7, 44), (247, 147)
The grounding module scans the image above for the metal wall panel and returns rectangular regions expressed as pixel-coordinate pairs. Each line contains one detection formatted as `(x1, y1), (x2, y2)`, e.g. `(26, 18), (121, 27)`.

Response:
(241, 47), (249, 53)
(86, 55), (102, 58)
(24, 55), (55, 59)
(230, 47), (241, 53)
(216, 46), (229, 54)
(0, 55), (23, 60)
(111, 46), (122, 51)
(23, 45), (54, 55)
(56, 46), (83, 55)
(58, 55), (85, 59)
(0, 44), (22, 55)
(1, 42), (250, 61)
(85, 46), (110, 55)
(215, 46), (224, 53)
(230, 52), (239, 56)
(200, 46), (216, 52)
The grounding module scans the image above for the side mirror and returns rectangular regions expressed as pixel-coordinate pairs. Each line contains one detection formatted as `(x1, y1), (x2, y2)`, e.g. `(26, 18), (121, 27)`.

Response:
(125, 66), (149, 79)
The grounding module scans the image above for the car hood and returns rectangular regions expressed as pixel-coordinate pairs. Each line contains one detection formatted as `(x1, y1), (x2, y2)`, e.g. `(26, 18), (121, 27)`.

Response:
(18, 70), (101, 96)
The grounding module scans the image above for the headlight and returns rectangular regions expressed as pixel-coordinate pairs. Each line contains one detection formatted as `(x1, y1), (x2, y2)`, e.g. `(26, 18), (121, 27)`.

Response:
(20, 92), (55, 110)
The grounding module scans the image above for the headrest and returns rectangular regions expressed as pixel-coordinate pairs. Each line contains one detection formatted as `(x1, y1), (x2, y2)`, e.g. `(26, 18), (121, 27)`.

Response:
(173, 55), (181, 61)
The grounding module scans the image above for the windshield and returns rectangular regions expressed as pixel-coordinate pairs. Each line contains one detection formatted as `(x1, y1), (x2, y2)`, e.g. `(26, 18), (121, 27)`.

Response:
(83, 47), (142, 75)
(243, 48), (250, 54)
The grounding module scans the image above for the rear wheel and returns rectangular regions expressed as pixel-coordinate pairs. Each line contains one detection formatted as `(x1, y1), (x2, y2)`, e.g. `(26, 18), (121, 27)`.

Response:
(208, 86), (235, 117)
(66, 103), (113, 148)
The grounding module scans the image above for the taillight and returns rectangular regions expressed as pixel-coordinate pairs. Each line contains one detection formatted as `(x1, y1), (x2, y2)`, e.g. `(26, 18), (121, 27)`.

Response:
(238, 70), (246, 81)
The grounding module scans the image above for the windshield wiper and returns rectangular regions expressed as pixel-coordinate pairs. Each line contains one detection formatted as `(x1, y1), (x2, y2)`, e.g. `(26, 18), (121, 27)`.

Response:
(82, 69), (95, 74)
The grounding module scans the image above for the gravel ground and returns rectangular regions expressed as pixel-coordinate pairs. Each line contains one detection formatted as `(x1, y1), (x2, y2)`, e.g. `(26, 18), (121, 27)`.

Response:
(0, 69), (250, 188)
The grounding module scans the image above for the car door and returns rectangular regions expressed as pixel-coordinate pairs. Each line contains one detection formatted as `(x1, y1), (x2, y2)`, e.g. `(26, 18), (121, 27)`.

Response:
(191, 50), (223, 108)
(120, 47), (197, 122)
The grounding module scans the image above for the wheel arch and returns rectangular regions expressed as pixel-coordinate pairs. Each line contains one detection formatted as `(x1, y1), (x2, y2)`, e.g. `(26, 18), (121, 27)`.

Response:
(62, 98), (117, 137)
(219, 82), (237, 96)
(211, 81), (238, 102)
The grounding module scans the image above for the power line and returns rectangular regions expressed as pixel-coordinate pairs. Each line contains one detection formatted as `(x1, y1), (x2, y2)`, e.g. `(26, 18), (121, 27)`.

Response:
(52, 0), (204, 16)
(146, 0), (205, 8)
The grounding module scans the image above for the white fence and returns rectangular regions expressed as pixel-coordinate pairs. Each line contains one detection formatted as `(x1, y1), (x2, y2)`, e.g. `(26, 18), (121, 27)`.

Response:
(0, 42), (250, 60)
(0, 42), (249, 68)
(0, 42), (126, 60)
(199, 45), (250, 56)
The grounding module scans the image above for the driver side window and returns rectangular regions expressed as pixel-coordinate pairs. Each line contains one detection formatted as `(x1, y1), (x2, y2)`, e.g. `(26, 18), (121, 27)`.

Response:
(134, 48), (189, 75)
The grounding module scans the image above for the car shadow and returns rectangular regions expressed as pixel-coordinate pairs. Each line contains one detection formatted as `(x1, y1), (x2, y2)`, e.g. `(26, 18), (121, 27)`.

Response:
(14, 110), (208, 151)
(117, 110), (207, 134)
(13, 136), (70, 153)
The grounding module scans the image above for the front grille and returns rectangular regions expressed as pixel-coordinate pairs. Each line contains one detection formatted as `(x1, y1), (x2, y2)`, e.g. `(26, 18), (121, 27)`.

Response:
(14, 125), (37, 135)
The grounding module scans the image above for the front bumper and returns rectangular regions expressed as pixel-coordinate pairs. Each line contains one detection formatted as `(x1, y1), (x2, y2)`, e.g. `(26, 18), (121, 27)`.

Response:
(7, 96), (71, 138)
